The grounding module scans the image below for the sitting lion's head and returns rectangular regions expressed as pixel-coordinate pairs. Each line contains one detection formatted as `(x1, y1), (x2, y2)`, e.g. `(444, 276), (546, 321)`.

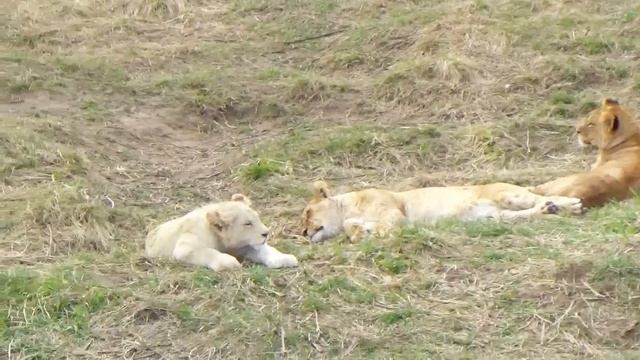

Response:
(576, 98), (636, 150)
(301, 181), (343, 243)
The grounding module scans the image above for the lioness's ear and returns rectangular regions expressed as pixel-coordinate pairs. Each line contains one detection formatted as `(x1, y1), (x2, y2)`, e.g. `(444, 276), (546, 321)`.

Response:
(231, 193), (251, 206)
(312, 180), (330, 199)
(206, 210), (231, 231)
(602, 98), (619, 107)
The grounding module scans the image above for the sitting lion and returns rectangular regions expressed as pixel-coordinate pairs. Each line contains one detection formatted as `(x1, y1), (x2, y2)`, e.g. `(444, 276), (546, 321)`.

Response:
(145, 194), (298, 271)
(301, 180), (583, 243)
(531, 98), (640, 208)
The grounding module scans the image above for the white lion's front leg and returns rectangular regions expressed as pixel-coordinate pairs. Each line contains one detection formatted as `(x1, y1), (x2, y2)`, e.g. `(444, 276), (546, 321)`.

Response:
(244, 244), (298, 268)
(173, 234), (242, 271)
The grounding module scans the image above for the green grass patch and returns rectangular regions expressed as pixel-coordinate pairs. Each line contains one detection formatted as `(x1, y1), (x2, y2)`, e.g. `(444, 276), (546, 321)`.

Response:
(592, 255), (640, 282)
(434, 219), (513, 238)
(241, 158), (288, 182)
(192, 269), (220, 289)
(307, 275), (376, 306)
(378, 308), (415, 325)
(248, 265), (271, 286)
(0, 120), (88, 181)
(53, 56), (129, 84)
(251, 124), (442, 169)
(0, 267), (120, 357)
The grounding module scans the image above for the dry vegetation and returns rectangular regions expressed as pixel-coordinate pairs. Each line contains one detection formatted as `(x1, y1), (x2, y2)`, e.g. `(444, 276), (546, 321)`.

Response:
(1, 0), (640, 358)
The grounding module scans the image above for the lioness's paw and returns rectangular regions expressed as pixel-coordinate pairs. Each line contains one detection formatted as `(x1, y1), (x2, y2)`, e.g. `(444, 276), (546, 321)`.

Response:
(266, 254), (299, 268)
(210, 253), (242, 271)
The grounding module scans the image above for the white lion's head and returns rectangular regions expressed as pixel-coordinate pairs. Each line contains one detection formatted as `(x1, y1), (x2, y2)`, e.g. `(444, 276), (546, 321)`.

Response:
(206, 194), (270, 248)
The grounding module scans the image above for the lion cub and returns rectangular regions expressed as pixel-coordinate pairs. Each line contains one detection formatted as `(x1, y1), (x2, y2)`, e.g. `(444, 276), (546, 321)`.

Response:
(145, 194), (298, 271)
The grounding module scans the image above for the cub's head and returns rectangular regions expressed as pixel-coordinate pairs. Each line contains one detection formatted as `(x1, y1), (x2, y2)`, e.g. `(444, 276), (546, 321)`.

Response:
(576, 98), (635, 150)
(206, 194), (269, 249)
(301, 181), (343, 243)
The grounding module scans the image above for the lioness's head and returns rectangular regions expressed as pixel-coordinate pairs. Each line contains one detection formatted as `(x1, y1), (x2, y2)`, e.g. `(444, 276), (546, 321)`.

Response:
(206, 194), (270, 248)
(576, 98), (635, 150)
(301, 181), (343, 243)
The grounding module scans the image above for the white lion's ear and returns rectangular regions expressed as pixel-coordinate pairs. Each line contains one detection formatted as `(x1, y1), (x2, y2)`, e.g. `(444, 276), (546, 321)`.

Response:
(206, 210), (231, 232)
(231, 193), (251, 206)
(313, 180), (330, 200)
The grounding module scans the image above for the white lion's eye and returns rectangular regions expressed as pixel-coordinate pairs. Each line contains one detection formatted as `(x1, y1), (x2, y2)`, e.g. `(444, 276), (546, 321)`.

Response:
(244, 221), (253, 226)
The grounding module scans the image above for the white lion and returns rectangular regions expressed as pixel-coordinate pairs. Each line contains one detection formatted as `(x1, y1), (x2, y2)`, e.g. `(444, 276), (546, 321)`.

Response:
(145, 194), (298, 271)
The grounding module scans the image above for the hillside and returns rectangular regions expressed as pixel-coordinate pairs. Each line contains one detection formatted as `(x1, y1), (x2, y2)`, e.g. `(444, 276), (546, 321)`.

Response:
(1, 0), (640, 358)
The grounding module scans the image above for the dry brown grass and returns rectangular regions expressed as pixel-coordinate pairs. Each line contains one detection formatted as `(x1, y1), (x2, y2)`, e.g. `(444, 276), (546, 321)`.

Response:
(1, 0), (640, 358)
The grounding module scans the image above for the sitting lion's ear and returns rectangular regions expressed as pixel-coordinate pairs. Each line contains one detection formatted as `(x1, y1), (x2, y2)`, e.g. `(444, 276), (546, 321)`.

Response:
(313, 180), (330, 199)
(207, 210), (231, 231)
(231, 193), (252, 206)
(607, 115), (620, 132)
(603, 98), (619, 107)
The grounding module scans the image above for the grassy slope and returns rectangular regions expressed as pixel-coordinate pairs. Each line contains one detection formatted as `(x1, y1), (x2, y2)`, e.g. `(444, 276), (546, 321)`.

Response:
(1, 0), (640, 358)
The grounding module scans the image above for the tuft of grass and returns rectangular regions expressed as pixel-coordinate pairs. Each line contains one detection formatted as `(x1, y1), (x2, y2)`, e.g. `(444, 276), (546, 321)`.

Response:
(248, 266), (271, 286)
(325, 50), (364, 69)
(574, 36), (612, 55)
(376, 56), (480, 105)
(592, 255), (640, 282)
(377, 257), (409, 274)
(435, 219), (513, 238)
(378, 309), (415, 325)
(482, 250), (514, 263)
(192, 270), (220, 289)
(287, 74), (349, 102)
(241, 158), (288, 182)
(53, 57), (129, 85)
(0, 120), (87, 181)
(1, 182), (114, 254)
(120, 0), (186, 18)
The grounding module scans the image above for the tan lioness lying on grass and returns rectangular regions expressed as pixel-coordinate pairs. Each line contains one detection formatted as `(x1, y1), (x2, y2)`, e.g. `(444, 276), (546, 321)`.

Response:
(145, 194), (298, 271)
(301, 181), (584, 243)
(531, 98), (640, 208)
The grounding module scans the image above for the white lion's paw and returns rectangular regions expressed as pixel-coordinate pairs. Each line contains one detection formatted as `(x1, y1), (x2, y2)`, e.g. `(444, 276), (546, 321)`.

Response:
(210, 253), (242, 271)
(266, 254), (299, 268)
